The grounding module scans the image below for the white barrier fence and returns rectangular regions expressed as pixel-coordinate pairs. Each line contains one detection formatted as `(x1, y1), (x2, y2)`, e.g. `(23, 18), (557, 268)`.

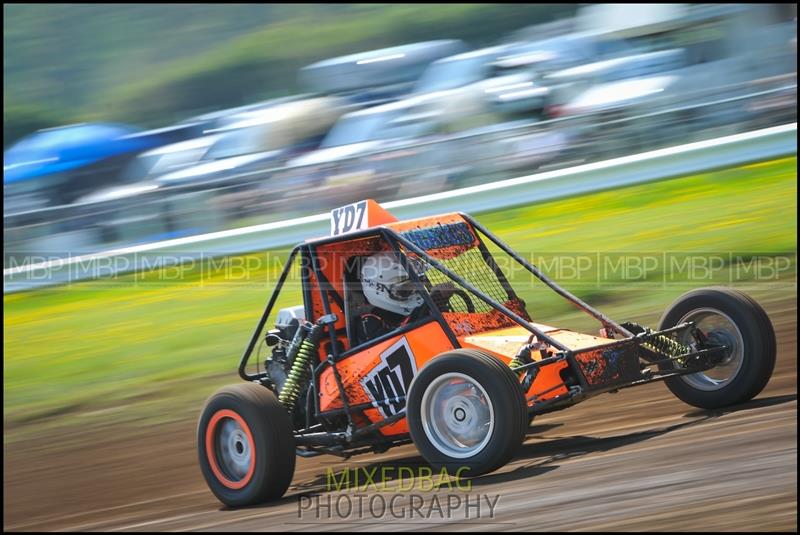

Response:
(4, 122), (796, 293)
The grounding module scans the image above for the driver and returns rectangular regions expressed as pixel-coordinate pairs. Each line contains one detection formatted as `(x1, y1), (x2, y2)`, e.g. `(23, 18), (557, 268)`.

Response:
(357, 253), (426, 345)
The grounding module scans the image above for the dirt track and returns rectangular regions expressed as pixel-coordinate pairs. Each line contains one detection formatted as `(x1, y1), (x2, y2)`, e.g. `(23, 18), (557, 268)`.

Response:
(3, 294), (797, 532)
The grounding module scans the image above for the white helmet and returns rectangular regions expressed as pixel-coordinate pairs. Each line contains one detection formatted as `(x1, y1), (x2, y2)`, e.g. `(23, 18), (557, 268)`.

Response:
(361, 253), (425, 316)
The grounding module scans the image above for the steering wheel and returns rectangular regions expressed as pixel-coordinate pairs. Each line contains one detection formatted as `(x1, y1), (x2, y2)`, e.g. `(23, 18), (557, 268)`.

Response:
(429, 282), (476, 313)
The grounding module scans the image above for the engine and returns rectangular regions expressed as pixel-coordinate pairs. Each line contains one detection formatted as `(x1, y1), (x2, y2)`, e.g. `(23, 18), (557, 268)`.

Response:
(264, 305), (305, 394)
(264, 305), (334, 431)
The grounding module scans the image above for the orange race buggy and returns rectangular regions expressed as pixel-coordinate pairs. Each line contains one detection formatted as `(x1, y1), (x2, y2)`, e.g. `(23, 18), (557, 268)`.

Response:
(197, 200), (776, 506)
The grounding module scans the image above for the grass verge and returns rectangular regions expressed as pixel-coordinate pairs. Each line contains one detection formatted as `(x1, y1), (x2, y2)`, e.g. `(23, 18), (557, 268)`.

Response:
(4, 157), (796, 438)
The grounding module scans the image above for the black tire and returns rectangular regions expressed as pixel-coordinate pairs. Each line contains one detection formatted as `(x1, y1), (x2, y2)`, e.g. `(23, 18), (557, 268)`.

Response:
(407, 349), (527, 477)
(197, 383), (295, 506)
(659, 287), (776, 410)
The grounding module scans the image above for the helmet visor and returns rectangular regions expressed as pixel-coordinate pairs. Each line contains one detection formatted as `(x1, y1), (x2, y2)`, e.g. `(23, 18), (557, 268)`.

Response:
(389, 279), (419, 300)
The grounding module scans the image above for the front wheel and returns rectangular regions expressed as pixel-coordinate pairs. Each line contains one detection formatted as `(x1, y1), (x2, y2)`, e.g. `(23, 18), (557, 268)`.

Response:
(659, 287), (776, 410)
(197, 383), (296, 506)
(407, 349), (528, 477)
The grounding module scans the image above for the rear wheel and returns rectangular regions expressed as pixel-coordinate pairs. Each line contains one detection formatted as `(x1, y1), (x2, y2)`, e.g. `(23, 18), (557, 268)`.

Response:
(197, 383), (295, 506)
(407, 349), (527, 476)
(659, 287), (776, 409)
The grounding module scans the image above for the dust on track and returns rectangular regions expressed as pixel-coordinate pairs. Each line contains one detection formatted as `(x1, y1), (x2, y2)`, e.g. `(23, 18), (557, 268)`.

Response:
(4, 294), (796, 532)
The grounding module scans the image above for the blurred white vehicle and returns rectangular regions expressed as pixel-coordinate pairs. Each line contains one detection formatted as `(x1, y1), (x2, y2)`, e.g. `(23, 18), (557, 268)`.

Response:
(283, 95), (441, 204)
(113, 134), (223, 187)
(284, 75), (572, 206)
(176, 95), (311, 133)
(108, 95), (312, 190)
(549, 49), (687, 116)
(155, 96), (346, 187)
(299, 40), (467, 106)
(412, 42), (591, 119)
(71, 97), (347, 246)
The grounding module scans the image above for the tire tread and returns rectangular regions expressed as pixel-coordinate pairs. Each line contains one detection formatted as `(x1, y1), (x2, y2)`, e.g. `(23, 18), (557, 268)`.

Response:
(658, 287), (776, 409)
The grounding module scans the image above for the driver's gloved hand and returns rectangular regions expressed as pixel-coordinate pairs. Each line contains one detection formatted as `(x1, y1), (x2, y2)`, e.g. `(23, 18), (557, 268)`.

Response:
(357, 313), (387, 345)
(356, 309), (412, 345)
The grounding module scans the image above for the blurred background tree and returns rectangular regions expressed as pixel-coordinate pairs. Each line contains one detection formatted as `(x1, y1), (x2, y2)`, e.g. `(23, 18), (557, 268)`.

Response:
(4, 3), (577, 145)
(3, 100), (76, 147)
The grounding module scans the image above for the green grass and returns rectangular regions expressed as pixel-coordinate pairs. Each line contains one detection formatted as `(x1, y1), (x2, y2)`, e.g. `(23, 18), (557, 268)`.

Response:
(3, 157), (796, 435)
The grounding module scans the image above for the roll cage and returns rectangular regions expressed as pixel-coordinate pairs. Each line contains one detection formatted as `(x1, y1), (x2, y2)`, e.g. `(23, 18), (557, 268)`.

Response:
(238, 212), (724, 458)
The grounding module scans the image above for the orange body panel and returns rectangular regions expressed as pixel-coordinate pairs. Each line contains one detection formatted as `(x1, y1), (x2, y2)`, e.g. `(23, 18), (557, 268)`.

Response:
(440, 298), (529, 337)
(460, 326), (569, 403)
(319, 321), (455, 435)
(462, 324), (616, 403)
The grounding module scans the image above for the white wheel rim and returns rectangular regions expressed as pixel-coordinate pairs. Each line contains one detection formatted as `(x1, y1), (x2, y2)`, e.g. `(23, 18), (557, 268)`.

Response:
(420, 372), (494, 459)
(677, 307), (744, 391)
(217, 418), (252, 481)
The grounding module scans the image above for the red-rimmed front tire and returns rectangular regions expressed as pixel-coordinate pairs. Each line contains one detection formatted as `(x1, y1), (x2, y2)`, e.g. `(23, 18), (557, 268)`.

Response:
(197, 383), (295, 506)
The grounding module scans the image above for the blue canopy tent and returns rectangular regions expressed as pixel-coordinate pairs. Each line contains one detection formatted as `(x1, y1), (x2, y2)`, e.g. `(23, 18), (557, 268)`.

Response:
(4, 123), (144, 183)
(4, 122), (198, 210)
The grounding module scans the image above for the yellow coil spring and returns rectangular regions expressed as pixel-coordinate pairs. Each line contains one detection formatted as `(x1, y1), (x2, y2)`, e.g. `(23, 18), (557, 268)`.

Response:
(644, 334), (689, 362)
(508, 357), (526, 372)
(278, 337), (316, 412)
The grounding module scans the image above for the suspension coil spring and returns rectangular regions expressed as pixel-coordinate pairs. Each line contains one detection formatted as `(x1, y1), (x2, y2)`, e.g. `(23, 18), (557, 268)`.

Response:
(279, 323), (322, 412)
(508, 357), (526, 371)
(509, 342), (536, 373)
(644, 333), (689, 358)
